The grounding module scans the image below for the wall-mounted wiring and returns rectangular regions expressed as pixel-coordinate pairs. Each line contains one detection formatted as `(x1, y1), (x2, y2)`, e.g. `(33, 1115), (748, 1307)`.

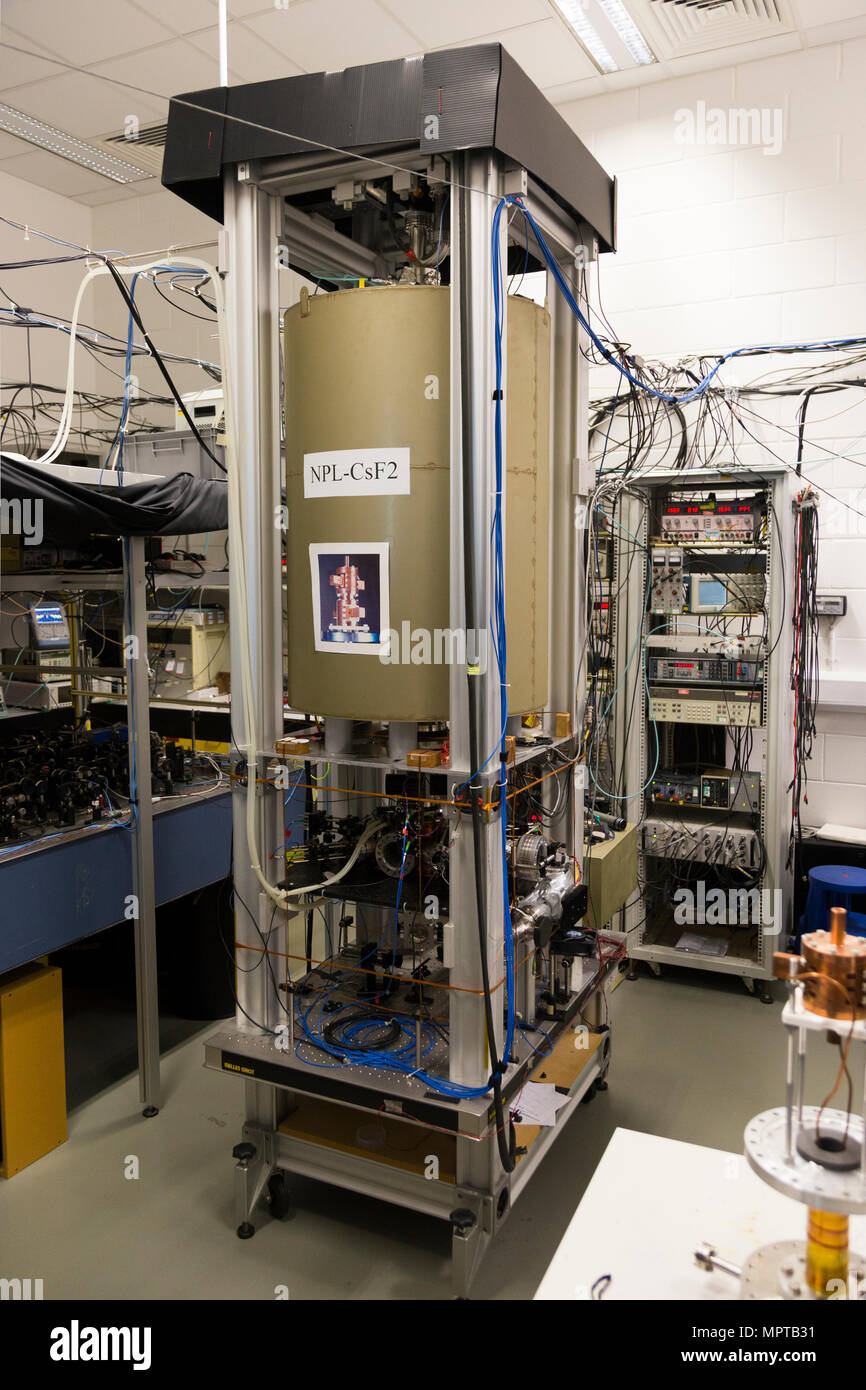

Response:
(788, 490), (820, 872)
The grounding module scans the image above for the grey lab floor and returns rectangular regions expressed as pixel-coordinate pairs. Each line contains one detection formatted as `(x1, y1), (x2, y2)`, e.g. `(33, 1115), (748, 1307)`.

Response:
(0, 966), (850, 1300)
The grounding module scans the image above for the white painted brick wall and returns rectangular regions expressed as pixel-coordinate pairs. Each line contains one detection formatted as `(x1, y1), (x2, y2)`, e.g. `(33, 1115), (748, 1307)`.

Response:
(0, 169), (95, 423)
(823, 733), (866, 785)
(556, 39), (866, 827)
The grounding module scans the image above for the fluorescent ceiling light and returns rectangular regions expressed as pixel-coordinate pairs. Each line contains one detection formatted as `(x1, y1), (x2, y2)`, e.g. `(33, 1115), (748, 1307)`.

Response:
(0, 104), (144, 183)
(552, 0), (656, 74)
(552, 0), (618, 72)
(598, 0), (655, 65)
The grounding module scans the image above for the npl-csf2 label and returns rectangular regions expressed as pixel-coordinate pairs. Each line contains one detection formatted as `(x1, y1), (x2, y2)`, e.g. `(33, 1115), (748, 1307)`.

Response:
(303, 447), (410, 498)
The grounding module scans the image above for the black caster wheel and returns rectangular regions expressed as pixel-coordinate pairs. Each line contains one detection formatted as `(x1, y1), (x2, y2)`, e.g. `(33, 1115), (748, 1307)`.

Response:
(267, 1172), (293, 1221)
(625, 967), (638, 982)
(760, 990), (774, 1005)
(237, 1222), (255, 1240)
(596, 1078), (609, 1092)
(142, 1106), (159, 1118)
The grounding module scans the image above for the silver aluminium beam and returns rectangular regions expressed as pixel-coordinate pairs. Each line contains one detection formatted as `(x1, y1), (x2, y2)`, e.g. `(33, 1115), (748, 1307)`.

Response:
(447, 151), (506, 1092)
(223, 166), (286, 1128)
(124, 536), (160, 1114)
(547, 222), (591, 862)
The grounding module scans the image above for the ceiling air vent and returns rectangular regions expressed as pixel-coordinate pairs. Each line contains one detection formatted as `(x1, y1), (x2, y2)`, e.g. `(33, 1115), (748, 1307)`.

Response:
(95, 121), (168, 179)
(643, 0), (793, 59)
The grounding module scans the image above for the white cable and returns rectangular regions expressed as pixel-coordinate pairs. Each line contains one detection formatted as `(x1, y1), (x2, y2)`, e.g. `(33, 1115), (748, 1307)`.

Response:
(0, 249), (289, 911)
(8, 262), (219, 466)
(26, 263), (102, 463)
(283, 817), (388, 900)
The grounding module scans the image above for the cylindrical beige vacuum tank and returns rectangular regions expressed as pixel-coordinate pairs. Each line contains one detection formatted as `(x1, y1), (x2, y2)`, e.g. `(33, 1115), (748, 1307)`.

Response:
(284, 284), (550, 721)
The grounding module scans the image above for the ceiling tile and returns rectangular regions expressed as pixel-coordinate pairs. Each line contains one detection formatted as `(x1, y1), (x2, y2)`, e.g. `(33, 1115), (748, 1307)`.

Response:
(76, 184), (151, 206)
(0, 147), (148, 197)
(244, 0), (421, 73)
(126, 0), (220, 34)
(498, 18), (597, 86)
(89, 38), (235, 101)
(379, 0), (549, 49)
(1, 0), (174, 69)
(0, 72), (165, 139)
(226, 1), (315, 17)
(189, 22), (306, 81)
(441, 20), (595, 89)
(0, 130), (28, 159)
(0, 23), (66, 89)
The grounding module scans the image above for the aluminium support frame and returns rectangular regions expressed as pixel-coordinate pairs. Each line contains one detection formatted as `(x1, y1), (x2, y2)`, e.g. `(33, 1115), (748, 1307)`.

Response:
(218, 150), (595, 1296)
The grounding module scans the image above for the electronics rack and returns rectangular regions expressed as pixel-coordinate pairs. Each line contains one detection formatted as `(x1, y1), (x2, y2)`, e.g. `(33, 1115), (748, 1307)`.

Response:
(610, 468), (794, 996)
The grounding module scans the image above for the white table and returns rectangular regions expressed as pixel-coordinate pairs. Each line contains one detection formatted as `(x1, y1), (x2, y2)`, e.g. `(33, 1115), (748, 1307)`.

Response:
(535, 1127), (866, 1300)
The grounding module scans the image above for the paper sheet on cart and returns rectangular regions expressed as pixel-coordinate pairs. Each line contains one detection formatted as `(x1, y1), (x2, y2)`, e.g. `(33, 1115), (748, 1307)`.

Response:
(510, 1082), (571, 1127)
(675, 931), (728, 957)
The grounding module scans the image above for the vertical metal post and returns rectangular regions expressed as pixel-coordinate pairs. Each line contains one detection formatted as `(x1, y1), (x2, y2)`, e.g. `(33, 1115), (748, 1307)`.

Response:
(613, 490), (647, 939)
(547, 241), (587, 862)
(448, 151), (505, 1090)
(223, 167), (284, 1128)
(124, 536), (160, 1114)
(218, 0), (228, 87)
(65, 598), (87, 727)
(763, 473), (796, 967)
(784, 1022), (795, 1158)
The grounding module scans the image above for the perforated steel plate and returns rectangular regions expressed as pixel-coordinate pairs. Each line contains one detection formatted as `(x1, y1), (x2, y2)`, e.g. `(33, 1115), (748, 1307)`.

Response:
(740, 1240), (866, 1300)
(744, 1107), (866, 1213)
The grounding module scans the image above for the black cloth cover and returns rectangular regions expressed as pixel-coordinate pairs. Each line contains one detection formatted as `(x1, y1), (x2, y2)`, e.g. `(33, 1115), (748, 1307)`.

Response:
(0, 456), (228, 540)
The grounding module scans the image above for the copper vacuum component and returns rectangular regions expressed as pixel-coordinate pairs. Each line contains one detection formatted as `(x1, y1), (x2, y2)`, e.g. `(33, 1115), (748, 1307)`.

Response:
(773, 907), (866, 1020)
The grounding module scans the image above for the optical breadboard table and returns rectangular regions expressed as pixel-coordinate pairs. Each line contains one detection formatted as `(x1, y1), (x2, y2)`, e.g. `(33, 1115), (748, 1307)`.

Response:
(0, 786), (232, 974)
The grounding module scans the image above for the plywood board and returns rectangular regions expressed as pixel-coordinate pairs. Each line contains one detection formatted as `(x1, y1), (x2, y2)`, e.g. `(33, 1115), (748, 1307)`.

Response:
(513, 1028), (604, 1165)
(279, 1093), (457, 1183)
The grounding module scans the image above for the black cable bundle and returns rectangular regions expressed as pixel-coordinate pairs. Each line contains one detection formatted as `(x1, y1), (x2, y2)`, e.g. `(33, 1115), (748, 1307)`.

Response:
(103, 260), (227, 473)
(787, 493), (820, 871)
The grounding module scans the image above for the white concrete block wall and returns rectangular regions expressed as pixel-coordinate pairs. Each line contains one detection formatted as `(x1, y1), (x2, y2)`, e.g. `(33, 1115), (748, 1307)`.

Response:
(557, 39), (866, 827)
(0, 168), (96, 448)
(0, 174), (98, 655)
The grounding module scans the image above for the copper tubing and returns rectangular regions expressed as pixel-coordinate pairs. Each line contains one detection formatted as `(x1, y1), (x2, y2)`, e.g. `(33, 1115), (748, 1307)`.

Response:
(830, 906), (847, 949)
(805, 1207), (849, 1298)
